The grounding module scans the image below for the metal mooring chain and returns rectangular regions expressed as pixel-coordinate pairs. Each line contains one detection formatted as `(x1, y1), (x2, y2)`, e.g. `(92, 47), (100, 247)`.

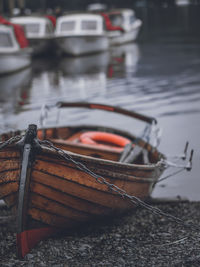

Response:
(0, 136), (199, 232)
(0, 135), (22, 150)
(40, 139), (200, 232)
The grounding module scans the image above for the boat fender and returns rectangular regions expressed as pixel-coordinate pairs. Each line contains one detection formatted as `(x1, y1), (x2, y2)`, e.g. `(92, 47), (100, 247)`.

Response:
(79, 131), (131, 147)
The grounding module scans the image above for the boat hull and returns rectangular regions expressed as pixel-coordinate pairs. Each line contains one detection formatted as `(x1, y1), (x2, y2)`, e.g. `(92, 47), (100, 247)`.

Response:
(108, 28), (141, 46)
(0, 104), (164, 257)
(0, 49), (31, 75)
(55, 35), (109, 56)
(0, 146), (162, 228)
(0, 124), (164, 229)
(108, 19), (142, 46)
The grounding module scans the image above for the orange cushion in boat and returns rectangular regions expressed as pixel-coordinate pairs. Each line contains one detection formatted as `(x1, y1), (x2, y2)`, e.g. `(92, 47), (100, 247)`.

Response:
(79, 131), (130, 147)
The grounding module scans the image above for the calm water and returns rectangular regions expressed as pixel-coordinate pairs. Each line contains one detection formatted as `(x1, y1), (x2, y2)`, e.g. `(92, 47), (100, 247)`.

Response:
(1, 23), (200, 200)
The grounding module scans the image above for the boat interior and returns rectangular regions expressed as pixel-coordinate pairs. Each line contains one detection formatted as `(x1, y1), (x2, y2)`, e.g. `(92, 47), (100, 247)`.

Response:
(0, 123), (162, 166)
(36, 125), (161, 165)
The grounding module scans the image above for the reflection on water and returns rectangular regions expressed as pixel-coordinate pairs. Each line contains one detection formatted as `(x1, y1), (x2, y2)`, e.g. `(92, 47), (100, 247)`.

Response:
(7, 45), (140, 113)
(57, 52), (109, 100)
(0, 68), (32, 131)
(23, 53), (110, 106)
(0, 68), (31, 104)
(0, 35), (200, 200)
(59, 52), (109, 75)
(108, 43), (140, 78)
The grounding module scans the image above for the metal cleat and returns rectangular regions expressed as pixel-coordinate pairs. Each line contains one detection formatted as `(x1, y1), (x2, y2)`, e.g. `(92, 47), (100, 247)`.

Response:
(181, 141), (189, 160)
(185, 149), (194, 171)
(166, 141), (189, 160)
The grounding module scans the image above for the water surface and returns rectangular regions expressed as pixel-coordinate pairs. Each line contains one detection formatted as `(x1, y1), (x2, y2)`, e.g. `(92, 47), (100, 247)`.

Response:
(0, 21), (200, 201)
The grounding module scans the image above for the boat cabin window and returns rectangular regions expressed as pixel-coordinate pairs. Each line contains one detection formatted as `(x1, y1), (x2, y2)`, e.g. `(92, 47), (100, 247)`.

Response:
(24, 23), (40, 34)
(109, 14), (123, 27)
(129, 14), (136, 25)
(61, 21), (75, 32)
(81, 20), (97, 30)
(0, 32), (13, 47)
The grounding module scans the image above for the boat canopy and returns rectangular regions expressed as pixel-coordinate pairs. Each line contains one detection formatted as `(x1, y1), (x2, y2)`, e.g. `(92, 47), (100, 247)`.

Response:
(45, 15), (57, 27)
(10, 16), (54, 38)
(102, 9), (138, 32)
(0, 16), (28, 49)
(55, 14), (105, 36)
(100, 13), (124, 32)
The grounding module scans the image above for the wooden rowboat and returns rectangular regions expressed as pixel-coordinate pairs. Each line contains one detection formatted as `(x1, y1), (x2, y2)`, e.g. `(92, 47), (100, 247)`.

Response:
(0, 102), (165, 258)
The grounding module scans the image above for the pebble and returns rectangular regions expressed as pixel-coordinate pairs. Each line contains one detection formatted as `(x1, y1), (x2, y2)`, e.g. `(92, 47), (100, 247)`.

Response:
(0, 202), (200, 266)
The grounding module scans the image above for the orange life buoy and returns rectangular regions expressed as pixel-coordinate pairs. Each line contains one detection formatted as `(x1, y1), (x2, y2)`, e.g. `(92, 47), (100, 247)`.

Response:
(79, 131), (131, 147)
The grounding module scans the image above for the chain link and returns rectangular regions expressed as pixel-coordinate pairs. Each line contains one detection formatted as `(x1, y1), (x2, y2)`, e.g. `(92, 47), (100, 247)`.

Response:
(40, 139), (200, 232)
(0, 135), (22, 150)
(0, 135), (199, 232)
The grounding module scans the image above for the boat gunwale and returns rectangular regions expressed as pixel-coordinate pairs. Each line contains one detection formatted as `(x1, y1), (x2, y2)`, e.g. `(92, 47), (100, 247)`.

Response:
(34, 156), (158, 183)
(38, 144), (164, 172)
(0, 123), (165, 172)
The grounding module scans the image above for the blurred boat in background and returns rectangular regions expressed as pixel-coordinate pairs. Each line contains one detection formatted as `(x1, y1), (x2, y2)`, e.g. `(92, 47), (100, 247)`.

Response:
(87, 5), (142, 46)
(0, 17), (31, 75)
(10, 16), (55, 56)
(101, 9), (142, 46)
(54, 13), (109, 56)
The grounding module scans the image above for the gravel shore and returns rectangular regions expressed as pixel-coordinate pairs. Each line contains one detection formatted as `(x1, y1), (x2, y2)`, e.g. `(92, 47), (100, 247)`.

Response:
(0, 201), (200, 267)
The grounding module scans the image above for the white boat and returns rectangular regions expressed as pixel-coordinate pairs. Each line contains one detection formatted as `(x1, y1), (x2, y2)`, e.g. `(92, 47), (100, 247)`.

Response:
(55, 13), (109, 56)
(10, 16), (55, 55)
(0, 22), (31, 75)
(101, 9), (142, 46)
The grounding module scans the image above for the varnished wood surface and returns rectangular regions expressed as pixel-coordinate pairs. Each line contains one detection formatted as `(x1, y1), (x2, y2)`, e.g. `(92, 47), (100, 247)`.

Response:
(0, 125), (165, 229)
